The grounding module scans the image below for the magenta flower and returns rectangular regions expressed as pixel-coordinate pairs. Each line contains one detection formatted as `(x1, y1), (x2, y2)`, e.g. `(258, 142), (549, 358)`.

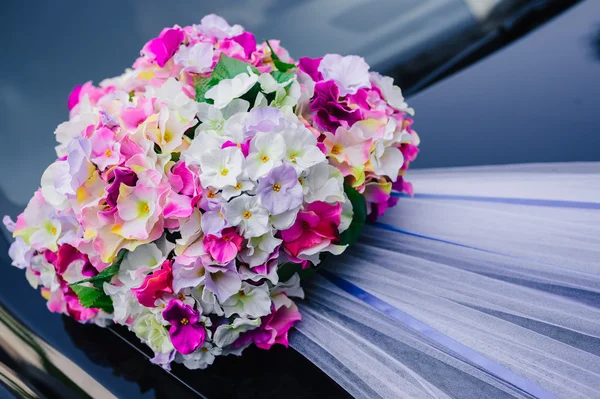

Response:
(298, 57), (323, 82)
(310, 80), (363, 133)
(230, 32), (257, 59)
(162, 299), (206, 355)
(234, 294), (301, 350)
(281, 201), (341, 258)
(132, 260), (174, 307)
(203, 227), (243, 264)
(142, 27), (184, 67)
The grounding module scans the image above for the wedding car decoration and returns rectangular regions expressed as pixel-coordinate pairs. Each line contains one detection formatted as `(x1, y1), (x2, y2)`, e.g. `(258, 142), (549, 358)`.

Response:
(4, 14), (418, 370)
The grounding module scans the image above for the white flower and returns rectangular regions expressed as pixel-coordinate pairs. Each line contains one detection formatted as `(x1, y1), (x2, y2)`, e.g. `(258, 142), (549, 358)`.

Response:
(205, 69), (259, 109)
(54, 96), (98, 157)
(175, 209), (202, 251)
(194, 14), (244, 40)
(174, 42), (214, 74)
(41, 160), (72, 210)
(370, 146), (405, 181)
(282, 125), (325, 173)
(7, 237), (33, 269)
(192, 285), (224, 316)
(246, 131), (286, 180)
(271, 273), (305, 299)
(239, 229), (282, 267)
(118, 243), (165, 289)
(199, 147), (244, 189)
(103, 283), (143, 325)
(221, 171), (255, 201)
(339, 197), (354, 233)
(258, 73), (293, 94)
(145, 77), (197, 121)
(302, 163), (345, 204)
(30, 255), (60, 292)
(269, 207), (300, 230)
(213, 317), (261, 348)
(181, 131), (222, 167)
(270, 80), (301, 114)
(224, 194), (270, 238)
(318, 54), (371, 96)
(133, 310), (174, 355)
(222, 283), (272, 318)
(178, 342), (223, 369)
(196, 99), (249, 137)
(370, 72), (414, 115)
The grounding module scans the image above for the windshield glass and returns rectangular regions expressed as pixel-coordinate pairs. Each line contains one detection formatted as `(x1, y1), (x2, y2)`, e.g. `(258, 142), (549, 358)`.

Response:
(0, 0), (579, 206)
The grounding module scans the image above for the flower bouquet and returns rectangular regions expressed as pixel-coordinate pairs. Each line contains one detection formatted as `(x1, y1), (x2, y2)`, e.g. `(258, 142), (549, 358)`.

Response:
(4, 15), (419, 369)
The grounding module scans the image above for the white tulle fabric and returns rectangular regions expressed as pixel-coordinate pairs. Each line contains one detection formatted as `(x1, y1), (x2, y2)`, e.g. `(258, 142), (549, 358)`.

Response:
(290, 163), (600, 399)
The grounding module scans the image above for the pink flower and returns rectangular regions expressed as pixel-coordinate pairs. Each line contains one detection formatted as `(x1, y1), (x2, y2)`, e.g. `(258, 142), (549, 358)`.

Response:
(115, 174), (167, 241)
(67, 81), (112, 111)
(142, 27), (185, 67)
(120, 98), (155, 131)
(132, 260), (174, 307)
(203, 227), (243, 264)
(168, 161), (202, 198)
(234, 294), (301, 350)
(89, 127), (121, 171)
(281, 201), (342, 259)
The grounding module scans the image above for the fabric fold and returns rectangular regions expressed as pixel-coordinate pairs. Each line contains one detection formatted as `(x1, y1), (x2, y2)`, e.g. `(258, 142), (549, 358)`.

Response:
(290, 163), (600, 399)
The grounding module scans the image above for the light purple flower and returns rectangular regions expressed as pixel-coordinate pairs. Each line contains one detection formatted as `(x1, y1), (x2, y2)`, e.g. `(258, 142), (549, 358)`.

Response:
(204, 261), (242, 303)
(244, 106), (285, 136)
(172, 260), (205, 293)
(162, 299), (206, 355)
(201, 203), (230, 236)
(256, 164), (303, 215)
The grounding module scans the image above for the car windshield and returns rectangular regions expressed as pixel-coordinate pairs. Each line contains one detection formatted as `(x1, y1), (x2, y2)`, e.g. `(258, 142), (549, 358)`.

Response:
(0, 0), (578, 206)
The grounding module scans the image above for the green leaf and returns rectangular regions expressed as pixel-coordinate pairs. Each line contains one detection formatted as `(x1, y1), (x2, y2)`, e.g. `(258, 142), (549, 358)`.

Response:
(71, 285), (114, 313)
(194, 77), (214, 103)
(212, 53), (258, 80)
(339, 184), (367, 246)
(195, 54), (258, 103)
(71, 249), (127, 289)
(266, 41), (295, 72)
(270, 70), (295, 85)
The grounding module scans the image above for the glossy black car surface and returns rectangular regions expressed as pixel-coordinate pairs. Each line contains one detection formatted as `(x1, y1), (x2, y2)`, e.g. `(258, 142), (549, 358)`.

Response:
(1, 1), (597, 397)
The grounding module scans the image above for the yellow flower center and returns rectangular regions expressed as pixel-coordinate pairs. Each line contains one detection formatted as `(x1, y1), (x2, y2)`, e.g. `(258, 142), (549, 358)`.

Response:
(273, 184), (281, 192)
(289, 154), (296, 161)
(180, 318), (189, 325)
(200, 347), (209, 353)
(139, 202), (150, 216)
(105, 149), (112, 157)
(261, 155), (269, 163)
(50, 226), (58, 236)
(235, 183), (242, 190)
(221, 168), (229, 176)
(178, 294), (186, 301)
(331, 144), (342, 155)
(243, 210), (252, 219)
(207, 191), (215, 199)
(298, 177), (303, 185)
